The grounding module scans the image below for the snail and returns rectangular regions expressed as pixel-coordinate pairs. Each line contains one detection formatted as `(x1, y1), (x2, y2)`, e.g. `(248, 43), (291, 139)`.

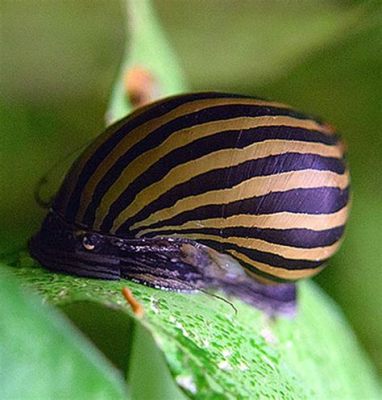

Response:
(29, 92), (350, 315)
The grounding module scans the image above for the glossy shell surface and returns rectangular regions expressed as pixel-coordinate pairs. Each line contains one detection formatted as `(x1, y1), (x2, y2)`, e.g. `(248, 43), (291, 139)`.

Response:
(50, 92), (350, 282)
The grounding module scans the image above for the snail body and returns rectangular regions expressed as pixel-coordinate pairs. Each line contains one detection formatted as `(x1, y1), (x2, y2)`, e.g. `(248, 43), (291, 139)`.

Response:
(30, 92), (350, 314)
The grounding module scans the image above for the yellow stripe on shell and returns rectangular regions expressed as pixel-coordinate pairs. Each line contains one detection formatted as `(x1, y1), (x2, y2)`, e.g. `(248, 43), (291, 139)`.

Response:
(135, 206), (349, 237)
(74, 98), (300, 221)
(54, 116), (132, 215)
(153, 231), (342, 261)
(227, 250), (324, 280)
(121, 169), (349, 233)
(103, 138), (344, 231)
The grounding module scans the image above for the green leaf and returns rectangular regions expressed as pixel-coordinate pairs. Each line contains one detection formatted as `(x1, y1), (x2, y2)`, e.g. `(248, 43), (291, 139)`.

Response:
(107, 0), (187, 124)
(61, 302), (187, 400)
(3, 261), (381, 399)
(0, 270), (128, 400)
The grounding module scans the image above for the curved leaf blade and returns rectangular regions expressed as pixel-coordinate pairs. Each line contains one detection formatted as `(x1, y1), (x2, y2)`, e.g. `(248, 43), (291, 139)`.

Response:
(4, 262), (381, 399)
(0, 270), (128, 400)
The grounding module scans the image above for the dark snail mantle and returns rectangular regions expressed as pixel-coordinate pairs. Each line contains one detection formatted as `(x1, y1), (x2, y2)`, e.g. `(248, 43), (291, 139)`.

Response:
(29, 92), (350, 316)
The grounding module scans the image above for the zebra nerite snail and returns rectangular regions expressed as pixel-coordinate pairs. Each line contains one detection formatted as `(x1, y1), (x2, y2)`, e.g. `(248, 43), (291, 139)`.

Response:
(29, 92), (350, 315)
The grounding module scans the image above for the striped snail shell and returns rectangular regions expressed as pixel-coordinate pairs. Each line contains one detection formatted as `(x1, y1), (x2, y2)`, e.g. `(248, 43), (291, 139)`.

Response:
(30, 92), (350, 314)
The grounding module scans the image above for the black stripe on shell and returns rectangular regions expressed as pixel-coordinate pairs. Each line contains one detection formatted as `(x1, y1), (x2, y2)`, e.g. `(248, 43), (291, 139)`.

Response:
(109, 154), (347, 234)
(62, 92), (249, 222)
(124, 186), (350, 235)
(79, 104), (322, 227)
(140, 225), (345, 249)
(196, 238), (324, 271)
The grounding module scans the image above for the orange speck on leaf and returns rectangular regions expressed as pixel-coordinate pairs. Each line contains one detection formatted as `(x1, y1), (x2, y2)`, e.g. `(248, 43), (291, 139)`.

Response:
(122, 287), (145, 318)
(124, 66), (159, 108)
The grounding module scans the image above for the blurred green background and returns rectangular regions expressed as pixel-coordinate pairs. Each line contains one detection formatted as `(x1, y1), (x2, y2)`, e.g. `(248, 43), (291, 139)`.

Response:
(1, 0), (381, 377)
